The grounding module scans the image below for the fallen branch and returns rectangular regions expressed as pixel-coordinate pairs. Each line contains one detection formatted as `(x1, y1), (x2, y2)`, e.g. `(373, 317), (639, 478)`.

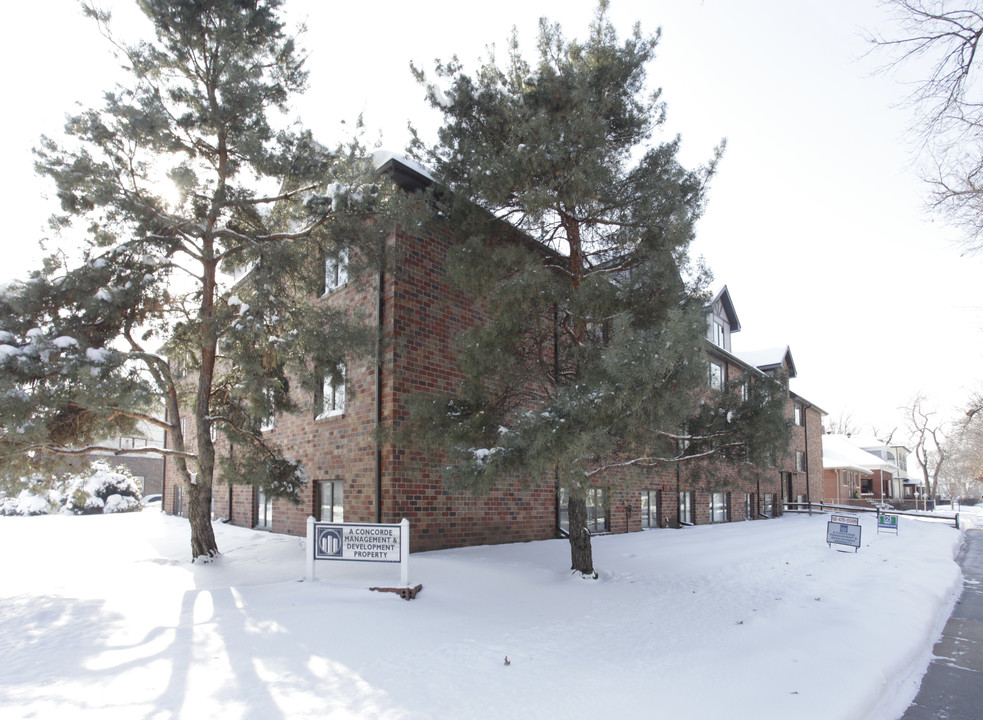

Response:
(369, 584), (423, 600)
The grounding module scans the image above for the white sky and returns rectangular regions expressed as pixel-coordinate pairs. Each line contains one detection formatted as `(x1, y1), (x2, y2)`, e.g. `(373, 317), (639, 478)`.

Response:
(2, 0), (981, 436)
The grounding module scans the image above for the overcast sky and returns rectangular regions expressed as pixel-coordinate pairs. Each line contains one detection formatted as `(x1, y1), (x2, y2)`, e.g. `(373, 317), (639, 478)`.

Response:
(2, 0), (980, 437)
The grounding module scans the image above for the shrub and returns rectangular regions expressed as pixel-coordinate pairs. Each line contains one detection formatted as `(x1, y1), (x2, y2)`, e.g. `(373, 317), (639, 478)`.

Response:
(62, 461), (142, 515)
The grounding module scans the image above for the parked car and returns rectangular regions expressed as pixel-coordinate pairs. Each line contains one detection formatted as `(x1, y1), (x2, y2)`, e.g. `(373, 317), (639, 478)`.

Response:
(142, 494), (162, 505)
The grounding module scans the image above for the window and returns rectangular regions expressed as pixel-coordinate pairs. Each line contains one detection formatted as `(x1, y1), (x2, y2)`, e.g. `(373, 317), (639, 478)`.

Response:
(318, 364), (346, 418)
(711, 492), (730, 523)
(173, 484), (184, 517)
(323, 248), (348, 295)
(795, 451), (806, 472)
(762, 493), (775, 518)
(712, 319), (726, 348)
(586, 487), (608, 533)
(708, 361), (724, 390)
(744, 492), (754, 520)
(678, 490), (695, 525)
(256, 487), (273, 529)
(739, 379), (749, 402)
(793, 404), (803, 426)
(558, 487), (608, 534)
(260, 386), (276, 431)
(640, 489), (661, 528)
(318, 481), (344, 522)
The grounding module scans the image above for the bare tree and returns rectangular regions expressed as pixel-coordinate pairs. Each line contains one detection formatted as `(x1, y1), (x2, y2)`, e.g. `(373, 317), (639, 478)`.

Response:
(905, 393), (951, 502)
(940, 392), (983, 499)
(873, 1), (983, 252)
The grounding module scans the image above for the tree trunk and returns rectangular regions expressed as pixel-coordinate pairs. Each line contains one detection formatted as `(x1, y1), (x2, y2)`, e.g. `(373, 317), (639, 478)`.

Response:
(567, 494), (596, 577)
(188, 479), (218, 561)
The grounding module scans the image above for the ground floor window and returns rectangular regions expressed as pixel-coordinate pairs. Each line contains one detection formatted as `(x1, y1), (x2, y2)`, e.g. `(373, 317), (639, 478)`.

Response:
(762, 493), (775, 518)
(586, 487), (607, 533)
(744, 492), (754, 520)
(318, 480), (345, 523)
(256, 487), (273, 529)
(173, 484), (184, 517)
(558, 487), (608, 534)
(679, 490), (695, 525)
(641, 489), (661, 528)
(711, 492), (730, 523)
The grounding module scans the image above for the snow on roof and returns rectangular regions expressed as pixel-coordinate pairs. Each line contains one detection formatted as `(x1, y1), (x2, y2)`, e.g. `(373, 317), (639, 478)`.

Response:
(735, 346), (797, 378)
(372, 150), (436, 183)
(822, 434), (894, 473)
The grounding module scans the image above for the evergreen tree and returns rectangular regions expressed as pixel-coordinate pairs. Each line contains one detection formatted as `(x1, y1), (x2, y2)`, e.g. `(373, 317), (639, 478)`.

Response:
(0, 0), (420, 559)
(407, 2), (790, 575)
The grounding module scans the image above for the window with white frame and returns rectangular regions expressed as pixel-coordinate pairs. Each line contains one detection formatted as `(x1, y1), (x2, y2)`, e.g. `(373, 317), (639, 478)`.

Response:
(323, 248), (348, 295)
(318, 364), (346, 418)
(709, 360), (724, 390)
(795, 450), (806, 472)
(793, 403), (803, 426)
(744, 492), (753, 520)
(318, 480), (344, 522)
(712, 319), (726, 348)
(762, 493), (776, 518)
(711, 492), (730, 523)
(640, 489), (661, 528)
(679, 490), (695, 525)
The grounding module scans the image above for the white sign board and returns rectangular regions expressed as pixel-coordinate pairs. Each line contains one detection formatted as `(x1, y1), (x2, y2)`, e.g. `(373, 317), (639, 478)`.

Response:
(827, 520), (862, 552)
(306, 517), (409, 584)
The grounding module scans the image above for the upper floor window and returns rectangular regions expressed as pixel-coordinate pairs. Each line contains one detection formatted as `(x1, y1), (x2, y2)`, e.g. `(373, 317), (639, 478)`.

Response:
(318, 364), (346, 419)
(795, 450), (806, 472)
(260, 386), (276, 431)
(793, 404), (803, 426)
(712, 319), (726, 349)
(709, 360), (725, 390)
(323, 248), (349, 295)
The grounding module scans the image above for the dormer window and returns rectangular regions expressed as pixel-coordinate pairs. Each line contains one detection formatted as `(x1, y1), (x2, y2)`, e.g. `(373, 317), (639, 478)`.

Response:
(712, 319), (726, 349)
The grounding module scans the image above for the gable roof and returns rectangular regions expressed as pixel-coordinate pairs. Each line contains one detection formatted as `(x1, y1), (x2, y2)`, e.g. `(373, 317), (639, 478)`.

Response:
(706, 285), (741, 333)
(735, 346), (797, 379)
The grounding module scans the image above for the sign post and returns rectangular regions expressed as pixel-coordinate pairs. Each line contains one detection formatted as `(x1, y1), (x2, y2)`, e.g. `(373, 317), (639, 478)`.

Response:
(826, 514), (861, 552)
(307, 517), (410, 585)
(877, 512), (899, 535)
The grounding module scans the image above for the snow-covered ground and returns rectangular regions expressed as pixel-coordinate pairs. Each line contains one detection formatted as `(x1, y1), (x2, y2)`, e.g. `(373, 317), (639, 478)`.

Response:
(0, 506), (976, 720)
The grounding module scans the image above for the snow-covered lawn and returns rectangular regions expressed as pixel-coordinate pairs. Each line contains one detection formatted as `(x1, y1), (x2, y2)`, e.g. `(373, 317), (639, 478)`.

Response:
(0, 507), (975, 720)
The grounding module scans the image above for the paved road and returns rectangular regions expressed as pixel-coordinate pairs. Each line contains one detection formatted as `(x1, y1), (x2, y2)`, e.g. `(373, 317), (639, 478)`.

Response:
(899, 527), (983, 720)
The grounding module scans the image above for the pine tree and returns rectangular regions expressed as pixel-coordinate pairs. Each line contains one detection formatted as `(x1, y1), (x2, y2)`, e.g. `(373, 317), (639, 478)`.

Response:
(0, 0), (421, 560)
(407, 2), (790, 575)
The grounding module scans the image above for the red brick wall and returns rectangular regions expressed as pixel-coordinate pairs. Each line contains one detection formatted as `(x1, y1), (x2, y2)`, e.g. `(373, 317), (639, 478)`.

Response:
(175, 221), (829, 553)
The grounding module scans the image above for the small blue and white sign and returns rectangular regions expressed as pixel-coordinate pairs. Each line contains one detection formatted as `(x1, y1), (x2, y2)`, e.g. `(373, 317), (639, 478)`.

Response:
(877, 513), (900, 535)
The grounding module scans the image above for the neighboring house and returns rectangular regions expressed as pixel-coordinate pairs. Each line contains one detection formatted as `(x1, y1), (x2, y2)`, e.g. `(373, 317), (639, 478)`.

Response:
(821, 433), (901, 505)
(163, 157), (827, 551)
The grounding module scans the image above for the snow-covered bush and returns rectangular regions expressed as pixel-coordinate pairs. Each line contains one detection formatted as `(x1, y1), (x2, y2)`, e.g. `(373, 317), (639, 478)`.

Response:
(0, 488), (52, 516)
(62, 461), (142, 515)
(0, 474), (59, 516)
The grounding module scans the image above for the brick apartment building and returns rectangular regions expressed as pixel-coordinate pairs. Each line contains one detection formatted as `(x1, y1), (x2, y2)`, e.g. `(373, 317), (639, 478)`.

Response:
(162, 155), (825, 552)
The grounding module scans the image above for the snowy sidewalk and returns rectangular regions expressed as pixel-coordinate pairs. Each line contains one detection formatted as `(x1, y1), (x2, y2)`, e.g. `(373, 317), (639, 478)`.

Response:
(899, 528), (983, 720)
